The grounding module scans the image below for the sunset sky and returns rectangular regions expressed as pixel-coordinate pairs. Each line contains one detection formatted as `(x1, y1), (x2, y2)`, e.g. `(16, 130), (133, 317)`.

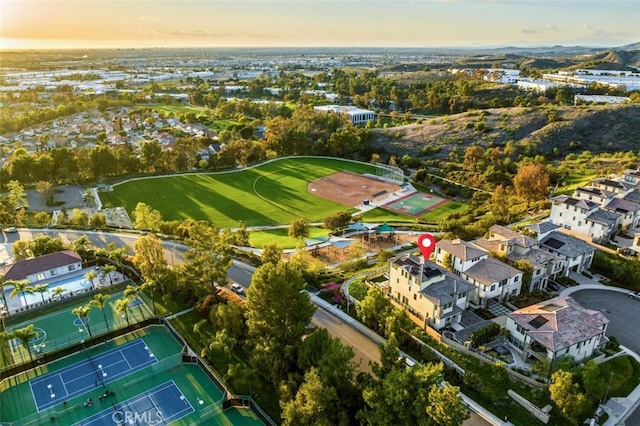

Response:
(1, 0), (639, 50)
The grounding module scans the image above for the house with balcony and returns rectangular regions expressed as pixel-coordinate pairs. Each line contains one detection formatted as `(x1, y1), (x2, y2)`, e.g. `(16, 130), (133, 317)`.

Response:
(474, 225), (562, 292)
(505, 296), (608, 364)
(388, 254), (474, 330)
(539, 231), (595, 276)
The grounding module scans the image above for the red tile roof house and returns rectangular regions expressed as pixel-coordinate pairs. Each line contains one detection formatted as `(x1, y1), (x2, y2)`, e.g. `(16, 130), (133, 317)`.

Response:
(1, 250), (85, 313)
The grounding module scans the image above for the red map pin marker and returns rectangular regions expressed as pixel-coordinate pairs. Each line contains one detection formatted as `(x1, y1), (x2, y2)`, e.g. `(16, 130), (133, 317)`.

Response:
(418, 233), (436, 260)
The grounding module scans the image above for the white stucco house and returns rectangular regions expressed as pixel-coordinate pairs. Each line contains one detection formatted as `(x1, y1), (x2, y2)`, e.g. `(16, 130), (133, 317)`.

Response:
(435, 237), (523, 306)
(506, 296), (608, 364)
(388, 254), (474, 330)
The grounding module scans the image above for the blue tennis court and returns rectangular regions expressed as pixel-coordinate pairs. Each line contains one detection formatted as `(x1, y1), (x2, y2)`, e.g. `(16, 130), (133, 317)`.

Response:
(73, 381), (193, 426)
(29, 339), (157, 411)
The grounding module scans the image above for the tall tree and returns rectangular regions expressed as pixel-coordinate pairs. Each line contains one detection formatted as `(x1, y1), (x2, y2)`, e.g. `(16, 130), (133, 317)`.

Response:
(356, 287), (392, 334)
(9, 280), (33, 310)
(72, 305), (93, 338)
(514, 162), (550, 207)
(281, 368), (337, 426)
(181, 221), (233, 298)
(115, 297), (130, 327)
(51, 286), (67, 301)
(84, 270), (97, 290)
(33, 284), (49, 305)
(132, 202), (163, 232)
(360, 360), (468, 426)
(245, 262), (316, 386)
(549, 370), (588, 423)
(133, 234), (168, 281)
(91, 293), (111, 333)
(261, 242), (283, 266)
(123, 285), (145, 321)
(6, 180), (28, 211)
(13, 324), (37, 362)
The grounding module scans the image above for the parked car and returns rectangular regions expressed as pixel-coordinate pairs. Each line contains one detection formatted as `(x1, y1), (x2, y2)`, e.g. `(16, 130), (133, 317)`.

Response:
(628, 291), (640, 301)
(230, 283), (244, 294)
(4, 227), (17, 233)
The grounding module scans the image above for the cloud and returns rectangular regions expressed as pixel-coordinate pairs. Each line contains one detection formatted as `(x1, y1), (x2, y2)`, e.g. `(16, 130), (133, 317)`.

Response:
(519, 27), (538, 34)
(518, 25), (564, 35)
(138, 16), (160, 22)
(545, 25), (561, 32)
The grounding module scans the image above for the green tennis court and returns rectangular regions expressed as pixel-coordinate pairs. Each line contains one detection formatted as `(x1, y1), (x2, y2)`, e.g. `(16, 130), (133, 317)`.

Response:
(5, 292), (154, 366)
(0, 326), (264, 425)
(382, 191), (448, 216)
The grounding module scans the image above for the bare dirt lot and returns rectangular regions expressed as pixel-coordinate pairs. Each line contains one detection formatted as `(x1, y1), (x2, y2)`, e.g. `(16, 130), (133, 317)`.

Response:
(308, 172), (401, 207)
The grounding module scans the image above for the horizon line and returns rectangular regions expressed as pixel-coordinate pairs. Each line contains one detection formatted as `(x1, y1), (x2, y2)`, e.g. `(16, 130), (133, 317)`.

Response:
(1, 42), (637, 53)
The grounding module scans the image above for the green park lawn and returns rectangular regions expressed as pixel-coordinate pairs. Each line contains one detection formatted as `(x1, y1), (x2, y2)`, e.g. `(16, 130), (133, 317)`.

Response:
(249, 226), (331, 249)
(101, 157), (379, 228)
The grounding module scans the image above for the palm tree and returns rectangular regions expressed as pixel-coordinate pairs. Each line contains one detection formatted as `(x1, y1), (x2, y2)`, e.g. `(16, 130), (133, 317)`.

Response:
(72, 305), (93, 339)
(71, 235), (94, 265)
(84, 270), (97, 290)
(13, 324), (37, 362)
(33, 284), (49, 306)
(0, 330), (12, 366)
(52, 286), (67, 301)
(114, 297), (130, 327)
(101, 264), (116, 286)
(91, 293), (111, 333)
(123, 285), (145, 320)
(9, 280), (33, 310)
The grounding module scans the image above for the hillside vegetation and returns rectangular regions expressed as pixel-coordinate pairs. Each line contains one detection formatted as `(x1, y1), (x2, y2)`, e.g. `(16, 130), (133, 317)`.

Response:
(372, 104), (640, 161)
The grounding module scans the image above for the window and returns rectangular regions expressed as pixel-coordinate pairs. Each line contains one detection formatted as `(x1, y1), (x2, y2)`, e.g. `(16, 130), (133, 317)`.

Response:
(514, 276), (519, 282)
(490, 284), (496, 291)
(577, 341), (582, 349)
(511, 288), (518, 296)
(414, 294), (417, 300)
(68, 264), (76, 272)
(50, 269), (58, 276)
(516, 324), (526, 335)
(499, 279), (508, 287)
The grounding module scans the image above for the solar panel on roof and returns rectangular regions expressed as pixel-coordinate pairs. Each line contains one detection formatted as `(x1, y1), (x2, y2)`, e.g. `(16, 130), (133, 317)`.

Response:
(528, 315), (549, 329)
(545, 238), (565, 249)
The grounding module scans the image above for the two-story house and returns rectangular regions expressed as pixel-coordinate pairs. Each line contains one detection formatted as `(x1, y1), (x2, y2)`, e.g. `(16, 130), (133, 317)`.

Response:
(435, 236), (523, 306)
(506, 296), (608, 364)
(460, 258), (523, 305)
(388, 255), (474, 330)
(549, 195), (620, 243)
(539, 231), (595, 276)
(434, 239), (487, 274)
(474, 225), (562, 292)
